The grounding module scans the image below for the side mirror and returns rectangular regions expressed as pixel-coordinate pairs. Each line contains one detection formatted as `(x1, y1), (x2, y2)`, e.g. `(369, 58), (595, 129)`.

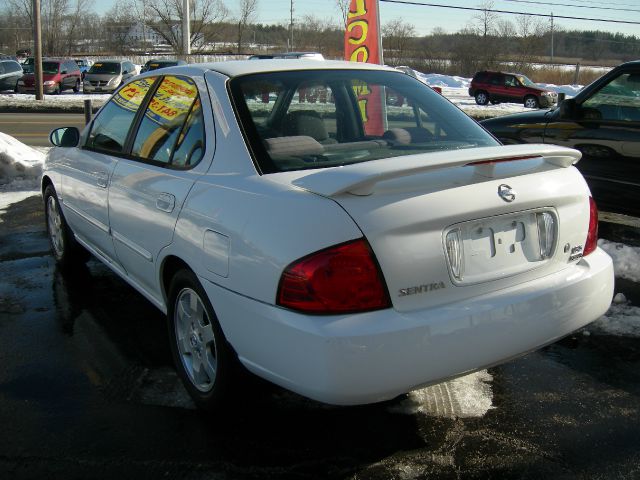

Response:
(123, 70), (129, 74)
(559, 98), (577, 120)
(50, 127), (80, 147)
(60, 70), (67, 74)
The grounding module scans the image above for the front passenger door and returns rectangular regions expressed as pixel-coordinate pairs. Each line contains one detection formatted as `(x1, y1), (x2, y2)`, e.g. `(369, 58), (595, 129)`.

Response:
(61, 77), (156, 264)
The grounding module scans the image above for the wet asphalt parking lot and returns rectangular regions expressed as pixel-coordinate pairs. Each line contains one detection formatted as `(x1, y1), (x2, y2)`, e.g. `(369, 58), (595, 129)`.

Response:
(1, 195), (640, 480)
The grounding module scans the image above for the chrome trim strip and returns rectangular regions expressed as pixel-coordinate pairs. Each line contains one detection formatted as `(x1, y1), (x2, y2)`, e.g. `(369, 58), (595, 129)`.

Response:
(62, 200), (110, 234)
(112, 229), (154, 262)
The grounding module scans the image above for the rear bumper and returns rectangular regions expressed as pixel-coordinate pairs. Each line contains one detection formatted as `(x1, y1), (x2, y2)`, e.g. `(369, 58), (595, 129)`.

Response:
(203, 248), (614, 405)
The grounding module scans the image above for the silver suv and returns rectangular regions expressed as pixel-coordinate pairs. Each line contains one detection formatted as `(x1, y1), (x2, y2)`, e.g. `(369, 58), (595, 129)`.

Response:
(83, 59), (137, 93)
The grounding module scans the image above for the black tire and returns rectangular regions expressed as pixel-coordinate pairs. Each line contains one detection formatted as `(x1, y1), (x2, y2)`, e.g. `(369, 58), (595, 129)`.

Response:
(524, 95), (539, 109)
(475, 91), (489, 105)
(43, 184), (90, 268)
(73, 79), (80, 93)
(167, 269), (235, 412)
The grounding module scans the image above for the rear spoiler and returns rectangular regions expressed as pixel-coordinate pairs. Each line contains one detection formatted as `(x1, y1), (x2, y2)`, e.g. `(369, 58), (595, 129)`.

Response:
(292, 144), (581, 196)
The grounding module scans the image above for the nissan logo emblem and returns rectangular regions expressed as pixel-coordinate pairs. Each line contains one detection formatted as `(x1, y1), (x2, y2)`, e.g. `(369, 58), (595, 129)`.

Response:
(498, 184), (516, 202)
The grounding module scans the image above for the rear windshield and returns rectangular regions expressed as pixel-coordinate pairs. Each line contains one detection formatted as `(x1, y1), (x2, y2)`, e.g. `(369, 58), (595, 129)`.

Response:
(230, 69), (498, 174)
(148, 62), (178, 70)
(89, 62), (121, 75)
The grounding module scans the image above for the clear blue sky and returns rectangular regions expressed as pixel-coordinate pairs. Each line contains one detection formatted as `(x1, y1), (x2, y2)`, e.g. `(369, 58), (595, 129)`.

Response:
(92, 0), (640, 37)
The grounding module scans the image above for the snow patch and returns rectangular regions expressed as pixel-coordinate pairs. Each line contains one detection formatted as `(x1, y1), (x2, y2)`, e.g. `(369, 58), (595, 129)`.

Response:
(591, 293), (640, 337)
(598, 239), (640, 283)
(389, 370), (494, 418)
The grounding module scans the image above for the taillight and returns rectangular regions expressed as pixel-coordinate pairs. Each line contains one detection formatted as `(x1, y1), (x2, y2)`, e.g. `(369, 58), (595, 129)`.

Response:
(277, 238), (391, 314)
(584, 196), (598, 256)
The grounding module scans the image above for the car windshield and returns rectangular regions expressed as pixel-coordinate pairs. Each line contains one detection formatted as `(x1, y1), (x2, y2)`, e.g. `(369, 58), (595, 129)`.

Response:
(230, 69), (498, 174)
(89, 62), (121, 75)
(42, 62), (60, 74)
(148, 62), (178, 70)
(517, 75), (536, 87)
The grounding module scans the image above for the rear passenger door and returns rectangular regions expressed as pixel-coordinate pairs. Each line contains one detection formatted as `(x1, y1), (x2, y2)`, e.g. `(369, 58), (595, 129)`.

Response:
(63, 76), (156, 264)
(108, 75), (208, 300)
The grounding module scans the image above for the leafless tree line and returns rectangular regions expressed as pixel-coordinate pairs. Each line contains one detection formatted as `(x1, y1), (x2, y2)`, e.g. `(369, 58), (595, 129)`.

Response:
(0, 0), (637, 69)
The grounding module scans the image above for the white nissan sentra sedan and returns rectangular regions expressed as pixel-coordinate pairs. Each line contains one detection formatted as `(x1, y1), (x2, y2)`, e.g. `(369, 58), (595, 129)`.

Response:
(42, 60), (614, 411)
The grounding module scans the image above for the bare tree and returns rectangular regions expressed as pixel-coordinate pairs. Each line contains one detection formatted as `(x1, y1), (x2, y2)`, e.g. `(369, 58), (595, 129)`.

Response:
(104, 0), (139, 54)
(296, 14), (338, 53)
(382, 18), (416, 66)
(335, 0), (349, 29)
(513, 14), (546, 69)
(146, 0), (229, 53)
(470, 1), (498, 38)
(236, 0), (258, 53)
(6, 0), (95, 55)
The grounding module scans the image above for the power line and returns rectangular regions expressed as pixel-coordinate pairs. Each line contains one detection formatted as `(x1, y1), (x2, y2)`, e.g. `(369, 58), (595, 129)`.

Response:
(502, 0), (640, 14)
(379, 0), (640, 25)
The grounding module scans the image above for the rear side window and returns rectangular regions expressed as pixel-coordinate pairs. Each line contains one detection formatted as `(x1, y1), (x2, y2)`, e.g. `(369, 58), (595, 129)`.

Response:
(131, 75), (204, 166)
(0, 63), (5, 74)
(86, 77), (156, 153)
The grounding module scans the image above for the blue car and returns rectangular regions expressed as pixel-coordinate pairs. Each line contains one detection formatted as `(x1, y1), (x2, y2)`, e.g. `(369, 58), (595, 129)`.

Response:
(74, 58), (92, 79)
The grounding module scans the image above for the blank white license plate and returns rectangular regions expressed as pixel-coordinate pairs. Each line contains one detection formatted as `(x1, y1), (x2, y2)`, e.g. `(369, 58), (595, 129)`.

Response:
(447, 210), (552, 285)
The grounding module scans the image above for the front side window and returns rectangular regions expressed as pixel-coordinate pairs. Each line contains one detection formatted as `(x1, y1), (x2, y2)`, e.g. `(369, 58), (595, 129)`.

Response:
(86, 77), (156, 153)
(230, 69), (498, 174)
(131, 76), (204, 166)
(583, 73), (640, 122)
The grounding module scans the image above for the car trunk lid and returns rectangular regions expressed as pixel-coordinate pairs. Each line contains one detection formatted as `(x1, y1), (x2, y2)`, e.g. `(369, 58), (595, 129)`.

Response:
(271, 144), (591, 312)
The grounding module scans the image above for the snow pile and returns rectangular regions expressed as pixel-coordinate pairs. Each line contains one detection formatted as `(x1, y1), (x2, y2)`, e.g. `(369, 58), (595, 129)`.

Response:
(416, 71), (470, 89)
(0, 131), (45, 185)
(598, 239), (640, 283)
(587, 240), (640, 337)
(0, 132), (45, 219)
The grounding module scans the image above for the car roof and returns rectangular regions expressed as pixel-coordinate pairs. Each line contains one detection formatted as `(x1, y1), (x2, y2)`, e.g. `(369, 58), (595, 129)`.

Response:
(202, 59), (395, 78)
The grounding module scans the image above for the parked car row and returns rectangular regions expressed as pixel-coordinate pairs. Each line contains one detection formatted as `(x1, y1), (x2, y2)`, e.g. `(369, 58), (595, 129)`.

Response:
(0, 57), (187, 94)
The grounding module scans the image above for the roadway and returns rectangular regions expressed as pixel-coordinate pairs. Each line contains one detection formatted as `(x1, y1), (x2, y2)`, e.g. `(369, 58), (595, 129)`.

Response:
(0, 112), (87, 147)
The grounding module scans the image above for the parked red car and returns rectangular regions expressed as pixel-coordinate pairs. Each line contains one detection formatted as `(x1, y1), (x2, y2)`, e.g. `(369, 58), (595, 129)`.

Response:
(469, 70), (558, 108)
(17, 58), (81, 94)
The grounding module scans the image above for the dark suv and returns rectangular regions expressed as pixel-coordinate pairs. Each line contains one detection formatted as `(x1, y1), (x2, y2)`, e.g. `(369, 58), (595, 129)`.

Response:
(480, 61), (640, 217)
(469, 71), (557, 108)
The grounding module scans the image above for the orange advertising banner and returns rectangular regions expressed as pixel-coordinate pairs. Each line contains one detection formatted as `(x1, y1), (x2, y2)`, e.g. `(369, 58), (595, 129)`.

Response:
(344, 0), (384, 135)
(344, 0), (382, 64)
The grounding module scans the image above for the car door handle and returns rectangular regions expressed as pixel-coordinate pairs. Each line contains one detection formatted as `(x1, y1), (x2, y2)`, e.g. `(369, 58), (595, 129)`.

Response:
(155, 193), (176, 213)
(93, 171), (109, 188)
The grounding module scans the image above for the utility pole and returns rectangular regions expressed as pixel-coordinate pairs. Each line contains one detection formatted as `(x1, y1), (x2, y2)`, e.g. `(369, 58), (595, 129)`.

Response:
(289, 0), (294, 52)
(33, 0), (43, 100)
(550, 12), (554, 64)
(182, 0), (191, 57)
